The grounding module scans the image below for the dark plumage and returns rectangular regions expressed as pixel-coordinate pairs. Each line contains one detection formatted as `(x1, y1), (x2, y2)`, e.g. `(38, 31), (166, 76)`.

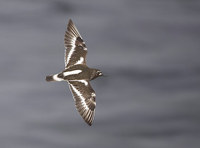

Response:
(46, 19), (103, 126)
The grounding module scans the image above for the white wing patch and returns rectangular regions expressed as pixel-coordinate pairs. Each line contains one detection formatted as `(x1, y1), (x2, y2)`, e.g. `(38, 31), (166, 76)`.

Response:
(91, 92), (96, 97)
(63, 70), (82, 77)
(69, 83), (89, 110)
(75, 57), (84, 65)
(53, 74), (63, 81)
(77, 80), (88, 86)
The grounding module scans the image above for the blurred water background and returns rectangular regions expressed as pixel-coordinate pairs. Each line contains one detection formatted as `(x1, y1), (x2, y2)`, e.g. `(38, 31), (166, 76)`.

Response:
(0, 0), (200, 148)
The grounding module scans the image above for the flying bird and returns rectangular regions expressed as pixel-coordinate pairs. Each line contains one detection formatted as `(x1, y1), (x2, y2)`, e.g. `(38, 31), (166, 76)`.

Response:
(46, 19), (103, 126)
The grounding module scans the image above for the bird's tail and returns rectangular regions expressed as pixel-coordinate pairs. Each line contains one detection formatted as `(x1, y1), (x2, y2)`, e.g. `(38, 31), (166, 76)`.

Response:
(46, 74), (63, 82)
(46, 75), (55, 82)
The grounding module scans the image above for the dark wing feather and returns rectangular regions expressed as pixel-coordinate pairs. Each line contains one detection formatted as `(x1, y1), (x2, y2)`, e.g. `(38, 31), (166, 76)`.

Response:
(68, 80), (96, 126)
(64, 19), (87, 68)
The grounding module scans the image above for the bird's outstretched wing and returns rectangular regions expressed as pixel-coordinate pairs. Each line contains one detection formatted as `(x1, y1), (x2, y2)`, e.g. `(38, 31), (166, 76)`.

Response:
(64, 19), (87, 68)
(68, 80), (96, 126)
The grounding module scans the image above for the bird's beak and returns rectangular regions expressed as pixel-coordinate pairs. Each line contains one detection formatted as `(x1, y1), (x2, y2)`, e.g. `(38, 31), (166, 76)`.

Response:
(102, 74), (108, 77)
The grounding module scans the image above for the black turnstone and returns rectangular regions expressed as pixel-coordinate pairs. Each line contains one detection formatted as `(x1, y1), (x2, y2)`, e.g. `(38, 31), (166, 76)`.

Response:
(46, 19), (103, 126)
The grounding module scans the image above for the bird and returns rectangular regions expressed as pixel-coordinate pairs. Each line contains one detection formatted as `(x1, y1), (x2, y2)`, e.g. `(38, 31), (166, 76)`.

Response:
(46, 19), (103, 126)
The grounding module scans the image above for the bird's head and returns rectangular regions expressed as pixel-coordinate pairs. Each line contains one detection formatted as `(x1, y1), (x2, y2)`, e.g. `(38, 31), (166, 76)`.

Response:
(96, 69), (103, 77)
(91, 69), (103, 80)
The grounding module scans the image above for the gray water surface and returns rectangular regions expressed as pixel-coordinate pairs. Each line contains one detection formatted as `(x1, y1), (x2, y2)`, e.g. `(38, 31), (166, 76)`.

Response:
(0, 0), (200, 148)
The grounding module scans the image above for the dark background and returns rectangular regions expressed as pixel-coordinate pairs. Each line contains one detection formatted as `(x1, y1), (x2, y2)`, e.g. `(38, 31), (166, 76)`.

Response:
(0, 0), (200, 148)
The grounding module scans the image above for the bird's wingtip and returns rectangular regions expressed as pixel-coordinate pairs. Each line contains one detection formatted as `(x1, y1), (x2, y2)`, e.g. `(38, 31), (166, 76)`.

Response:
(68, 18), (73, 24)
